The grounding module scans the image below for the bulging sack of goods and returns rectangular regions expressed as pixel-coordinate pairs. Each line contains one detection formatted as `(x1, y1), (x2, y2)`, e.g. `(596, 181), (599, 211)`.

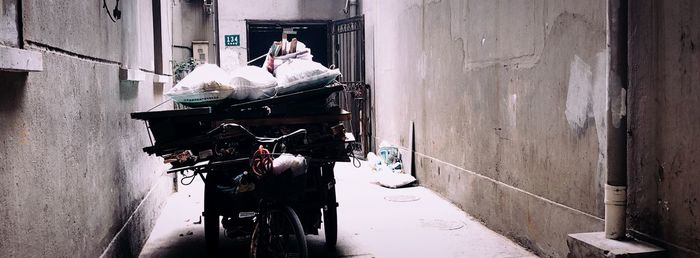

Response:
(228, 65), (277, 100)
(262, 37), (341, 95)
(272, 153), (308, 177)
(165, 64), (233, 106)
(274, 59), (341, 95)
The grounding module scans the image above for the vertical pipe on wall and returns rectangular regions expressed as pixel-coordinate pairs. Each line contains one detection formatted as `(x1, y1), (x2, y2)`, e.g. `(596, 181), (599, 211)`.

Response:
(214, 0), (220, 66)
(605, 0), (629, 240)
(17, 0), (24, 48)
(346, 0), (358, 17)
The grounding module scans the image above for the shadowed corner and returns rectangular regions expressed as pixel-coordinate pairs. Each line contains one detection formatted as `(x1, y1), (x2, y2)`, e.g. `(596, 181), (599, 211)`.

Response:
(0, 71), (28, 113)
(138, 218), (349, 258)
(306, 235), (347, 258)
(154, 82), (165, 100)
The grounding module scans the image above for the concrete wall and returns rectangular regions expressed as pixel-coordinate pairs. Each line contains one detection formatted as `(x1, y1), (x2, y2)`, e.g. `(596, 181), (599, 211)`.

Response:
(364, 0), (612, 256)
(628, 0), (700, 257)
(172, 0), (217, 65)
(0, 0), (174, 257)
(0, 0), (19, 47)
(217, 0), (347, 71)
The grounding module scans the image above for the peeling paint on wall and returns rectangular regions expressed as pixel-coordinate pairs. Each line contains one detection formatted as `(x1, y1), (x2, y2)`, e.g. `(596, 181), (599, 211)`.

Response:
(508, 93), (518, 128)
(220, 48), (243, 72)
(565, 55), (593, 132)
(447, 0), (545, 71)
(564, 52), (608, 196)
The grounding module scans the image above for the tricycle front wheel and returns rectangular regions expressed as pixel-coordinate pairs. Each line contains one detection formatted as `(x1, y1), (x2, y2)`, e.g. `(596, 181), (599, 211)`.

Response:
(250, 206), (308, 258)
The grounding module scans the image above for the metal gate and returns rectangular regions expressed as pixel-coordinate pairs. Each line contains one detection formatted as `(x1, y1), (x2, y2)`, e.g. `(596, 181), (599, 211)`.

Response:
(331, 16), (370, 158)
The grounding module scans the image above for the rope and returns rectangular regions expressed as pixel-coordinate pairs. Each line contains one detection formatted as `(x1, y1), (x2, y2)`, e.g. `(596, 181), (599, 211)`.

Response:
(251, 145), (274, 177)
(349, 142), (362, 168)
(180, 169), (198, 185)
(247, 53), (268, 65)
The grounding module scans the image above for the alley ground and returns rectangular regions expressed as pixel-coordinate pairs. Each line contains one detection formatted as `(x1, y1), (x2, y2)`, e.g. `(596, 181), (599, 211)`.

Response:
(139, 162), (537, 258)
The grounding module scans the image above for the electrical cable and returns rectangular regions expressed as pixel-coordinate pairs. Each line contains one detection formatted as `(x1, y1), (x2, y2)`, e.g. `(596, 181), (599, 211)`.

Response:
(180, 169), (198, 185)
(348, 142), (361, 168)
(103, 0), (121, 22)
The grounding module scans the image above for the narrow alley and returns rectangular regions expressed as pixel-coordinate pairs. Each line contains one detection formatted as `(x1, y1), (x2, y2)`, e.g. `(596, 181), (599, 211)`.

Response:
(139, 162), (536, 258)
(1, 0), (698, 258)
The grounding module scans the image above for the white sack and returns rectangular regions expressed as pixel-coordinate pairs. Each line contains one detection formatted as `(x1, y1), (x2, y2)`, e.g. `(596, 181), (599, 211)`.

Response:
(228, 66), (278, 100)
(165, 64), (233, 106)
(272, 154), (308, 177)
(377, 172), (416, 189)
(367, 152), (384, 171)
(274, 59), (341, 95)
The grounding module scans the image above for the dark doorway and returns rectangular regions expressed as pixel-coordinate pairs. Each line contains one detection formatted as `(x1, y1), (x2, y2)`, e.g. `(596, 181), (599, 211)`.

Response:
(246, 20), (330, 68)
(246, 18), (369, 159)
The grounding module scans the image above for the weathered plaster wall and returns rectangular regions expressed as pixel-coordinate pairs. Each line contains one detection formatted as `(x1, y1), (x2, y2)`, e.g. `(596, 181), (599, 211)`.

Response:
(217, 0), (346, 71)
(171, 0), (217, 65)
(628, 0), (700, 257)
(364, 0), (611, 256)
(0, 0), (19, 47)
(0, 0), (173, 257)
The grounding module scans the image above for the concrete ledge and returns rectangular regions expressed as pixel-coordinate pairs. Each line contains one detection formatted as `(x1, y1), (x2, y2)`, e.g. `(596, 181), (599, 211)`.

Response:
(567, 232), (665, 258)
(120, 68), (146, 81)
(153, 74), (171, 84)
(0, 46), (43, 72)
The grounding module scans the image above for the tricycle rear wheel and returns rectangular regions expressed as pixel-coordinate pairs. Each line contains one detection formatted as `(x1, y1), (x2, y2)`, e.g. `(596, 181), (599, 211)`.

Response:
(322, 164), (338, 248)
(323, 194), (338, 248)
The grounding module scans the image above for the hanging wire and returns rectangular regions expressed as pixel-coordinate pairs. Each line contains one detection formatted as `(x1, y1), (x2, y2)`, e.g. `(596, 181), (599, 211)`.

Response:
(102, 0), (121, 22)
(348, 142), (361, 168)
(180, 170), (198, 185)
(148, 98), (173, 111)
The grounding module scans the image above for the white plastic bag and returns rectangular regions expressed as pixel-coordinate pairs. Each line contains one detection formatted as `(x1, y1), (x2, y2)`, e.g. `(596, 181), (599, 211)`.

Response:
(228, 66), (277, 100)
(272, 154), (307, 177)
(377, 172), (416, 188)
(367, 152), (384, 171)
(274, 59), (341, 95)
(165, 64), (233, 106)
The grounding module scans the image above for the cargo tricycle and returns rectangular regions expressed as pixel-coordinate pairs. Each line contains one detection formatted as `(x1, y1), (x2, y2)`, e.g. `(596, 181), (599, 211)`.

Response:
(131, 84), (355, 257)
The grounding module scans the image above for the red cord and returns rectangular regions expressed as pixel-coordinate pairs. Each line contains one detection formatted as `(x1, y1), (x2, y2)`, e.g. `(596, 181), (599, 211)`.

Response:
(251, 145), (273, 177)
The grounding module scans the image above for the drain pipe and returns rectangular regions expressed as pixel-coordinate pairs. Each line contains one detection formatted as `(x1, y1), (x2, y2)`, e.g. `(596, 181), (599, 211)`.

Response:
(605, 0), (628, 240)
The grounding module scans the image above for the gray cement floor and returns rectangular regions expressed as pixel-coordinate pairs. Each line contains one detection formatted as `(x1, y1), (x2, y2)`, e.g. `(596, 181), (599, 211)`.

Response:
(139, 162), (537, 258)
